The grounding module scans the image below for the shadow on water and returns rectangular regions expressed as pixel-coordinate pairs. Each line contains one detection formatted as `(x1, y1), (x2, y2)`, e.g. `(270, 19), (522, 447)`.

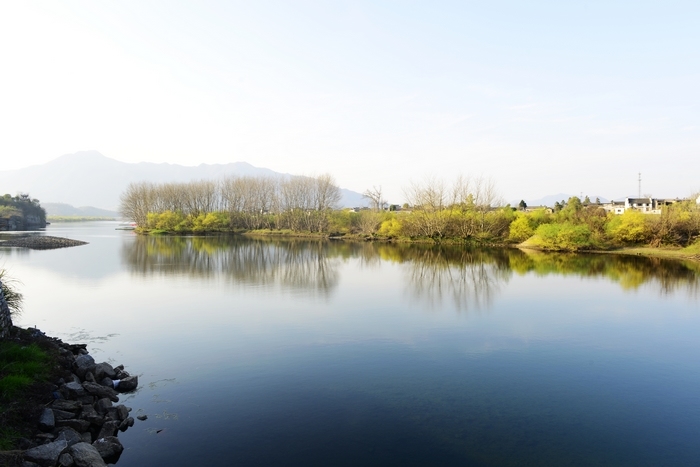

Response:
(121, 236), (700, 304)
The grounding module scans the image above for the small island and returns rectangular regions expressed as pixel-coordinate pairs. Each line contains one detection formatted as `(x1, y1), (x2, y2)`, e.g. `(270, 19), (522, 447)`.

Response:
(119, 176), (700, 261)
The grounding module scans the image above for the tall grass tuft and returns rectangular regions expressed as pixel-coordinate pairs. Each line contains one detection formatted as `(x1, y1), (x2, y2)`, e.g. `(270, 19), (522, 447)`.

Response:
(0, 269), (23, 316)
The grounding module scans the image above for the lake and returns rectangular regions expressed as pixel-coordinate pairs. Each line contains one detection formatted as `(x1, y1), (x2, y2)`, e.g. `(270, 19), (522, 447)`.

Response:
(3, 221), (700, 466)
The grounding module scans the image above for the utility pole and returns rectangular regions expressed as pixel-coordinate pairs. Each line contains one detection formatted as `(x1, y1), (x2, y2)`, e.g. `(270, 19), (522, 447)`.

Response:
(638, 173), (641, 198)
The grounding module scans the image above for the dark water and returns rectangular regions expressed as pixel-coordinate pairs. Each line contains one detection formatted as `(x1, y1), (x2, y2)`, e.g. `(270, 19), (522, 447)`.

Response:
(3, 222), (700, 466)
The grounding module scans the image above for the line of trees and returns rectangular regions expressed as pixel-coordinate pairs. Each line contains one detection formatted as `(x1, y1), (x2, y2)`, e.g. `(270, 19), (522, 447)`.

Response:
(510, 195), (700, 250)
(120, 173), (700, 251)
(120, 174), (342, 233)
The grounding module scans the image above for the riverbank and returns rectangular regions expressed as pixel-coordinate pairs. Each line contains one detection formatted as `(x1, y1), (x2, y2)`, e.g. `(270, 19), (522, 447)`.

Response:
(0, 236), (88, 250)
(0, 326), (139, 466)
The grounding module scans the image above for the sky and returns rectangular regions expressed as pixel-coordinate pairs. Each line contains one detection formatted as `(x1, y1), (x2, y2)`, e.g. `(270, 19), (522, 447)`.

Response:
(1, 1), (698, 203)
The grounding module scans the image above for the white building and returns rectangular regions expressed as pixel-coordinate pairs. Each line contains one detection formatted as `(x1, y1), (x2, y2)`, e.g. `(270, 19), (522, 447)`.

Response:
(602, 197), (688, 215)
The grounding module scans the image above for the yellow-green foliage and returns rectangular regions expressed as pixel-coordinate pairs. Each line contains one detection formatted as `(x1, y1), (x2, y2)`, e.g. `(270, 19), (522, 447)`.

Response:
(378, 218), (402, 237)
(328, 210), (354, 234)
(192, 212), (230, 232)
(146, 211), (183, 231)
(0, 206), (22, 217)
(682, 239), (700, 255)
(606, 210), (648, 244)
(145, 211), (229, 232)
(531, 223), (594, 251)
(509, 213), (534, 242)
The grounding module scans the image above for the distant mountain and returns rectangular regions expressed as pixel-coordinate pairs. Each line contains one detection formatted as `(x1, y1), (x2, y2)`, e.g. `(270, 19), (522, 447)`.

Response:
(43, 203), (120, 218)
(0, 151), (366, 210)
(511, 193), (610, 207)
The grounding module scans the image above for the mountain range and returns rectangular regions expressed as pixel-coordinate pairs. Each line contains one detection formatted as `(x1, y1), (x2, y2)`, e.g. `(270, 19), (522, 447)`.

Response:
(0, 151), (367, 211)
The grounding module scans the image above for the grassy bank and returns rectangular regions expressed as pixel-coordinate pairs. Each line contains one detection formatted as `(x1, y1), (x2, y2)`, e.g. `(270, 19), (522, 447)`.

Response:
(0, 330), (57, 453)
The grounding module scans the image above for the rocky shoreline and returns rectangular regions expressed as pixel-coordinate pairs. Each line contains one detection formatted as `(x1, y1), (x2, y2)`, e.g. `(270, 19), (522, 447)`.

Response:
(8, 329), (139, 467)
(0, 236), (88, 250)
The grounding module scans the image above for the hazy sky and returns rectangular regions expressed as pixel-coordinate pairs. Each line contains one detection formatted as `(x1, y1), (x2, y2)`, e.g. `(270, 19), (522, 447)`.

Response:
(1, 1), (698, 202)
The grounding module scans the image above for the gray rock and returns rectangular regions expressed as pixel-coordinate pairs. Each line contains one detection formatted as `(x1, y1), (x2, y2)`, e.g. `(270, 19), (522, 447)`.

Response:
(116, 375), (138, 391)
(58, 453), (74, 466)
(84, 372), (96, 383)
(23, 439), (68, 467)
(51, 400), (82, 412)
(22, 461), (40, 467)
(92, 436), (123, 463)
(104, 407), (119, 422)
(82, 382), (119, 402)
(38, 408), (55, 432)
(79, 405), (101, 425)
(52, 409), (77, 421)
(55, 427), (82, 447)
(94, 363), (116, 381)
(118, 417), (134, 432)
(97, 420), (119, 439)
(115, 405), (129, 421)
(73, 355), (96, 379)
(98, 377), (114, 388)
(56, 419), (91, 433)
(80, 432), (92, 444)
(76, 395), (95, 405)
(63, 382), (86, 398)
(34, 433), (55, 442)
(136, 414), (148, 421)
(94, 398), (112, 415)
(69, 443), (107, 467)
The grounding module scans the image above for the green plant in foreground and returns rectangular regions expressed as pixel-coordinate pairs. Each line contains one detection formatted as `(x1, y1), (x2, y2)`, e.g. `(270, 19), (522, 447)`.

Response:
(0, 426), (22, 451)
(0, 269), (23, 316)
(0, 342), (49, 399)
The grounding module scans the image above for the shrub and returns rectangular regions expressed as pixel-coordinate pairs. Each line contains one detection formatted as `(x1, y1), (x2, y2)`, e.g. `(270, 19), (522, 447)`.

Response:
(606, 210), (648, 244)
(531, 223), (594, 251)
(378, 218), (402, 237)
(508, 213), (534, 242)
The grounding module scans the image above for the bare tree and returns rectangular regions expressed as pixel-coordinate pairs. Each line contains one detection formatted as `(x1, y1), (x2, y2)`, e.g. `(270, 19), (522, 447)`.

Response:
(363, 186), (385, 211)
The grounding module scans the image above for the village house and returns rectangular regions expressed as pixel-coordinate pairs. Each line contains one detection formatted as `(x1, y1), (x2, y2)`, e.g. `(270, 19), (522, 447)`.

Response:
(601, 197), (693, 215)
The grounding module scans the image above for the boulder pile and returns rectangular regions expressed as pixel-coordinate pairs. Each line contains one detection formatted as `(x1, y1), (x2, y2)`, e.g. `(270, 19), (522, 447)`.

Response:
(22, 342), (139, 467)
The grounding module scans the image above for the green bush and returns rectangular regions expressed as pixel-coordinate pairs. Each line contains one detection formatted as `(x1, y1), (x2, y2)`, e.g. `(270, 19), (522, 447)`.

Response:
(531, 223), (594, 251)
(606, 210), (648, 244)
(509, 213), (534, 242)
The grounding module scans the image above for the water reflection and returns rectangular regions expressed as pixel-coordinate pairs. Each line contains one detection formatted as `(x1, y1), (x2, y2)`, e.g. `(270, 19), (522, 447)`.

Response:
(511, 249), (700, 296)
(122, 236), (342, 296)
(382, 245), (513, 312)
(122, 236), (700, 305)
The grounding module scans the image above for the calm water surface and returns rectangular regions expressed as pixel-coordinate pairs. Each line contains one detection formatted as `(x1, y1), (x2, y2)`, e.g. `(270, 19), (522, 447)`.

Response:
(2, 222), (700, 466)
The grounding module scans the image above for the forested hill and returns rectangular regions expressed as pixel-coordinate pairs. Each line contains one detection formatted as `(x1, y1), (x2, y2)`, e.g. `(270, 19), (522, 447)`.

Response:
(0, 194), (46, 230)
(0, 151), (366, 211)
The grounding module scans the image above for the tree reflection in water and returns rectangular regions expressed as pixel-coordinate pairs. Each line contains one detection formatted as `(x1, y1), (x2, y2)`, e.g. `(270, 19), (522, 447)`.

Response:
(121, 236), (343, 297)
(122, 236), (700, 304)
